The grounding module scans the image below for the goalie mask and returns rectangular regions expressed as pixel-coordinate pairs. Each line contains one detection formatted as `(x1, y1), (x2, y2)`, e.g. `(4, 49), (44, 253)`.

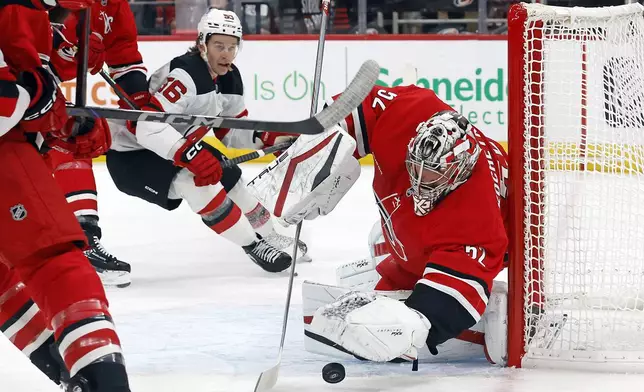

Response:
(405, 111), (481, 216)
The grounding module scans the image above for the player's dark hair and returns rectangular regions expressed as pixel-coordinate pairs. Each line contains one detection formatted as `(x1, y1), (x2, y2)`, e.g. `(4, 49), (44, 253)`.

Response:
(187, 36), (202, 55)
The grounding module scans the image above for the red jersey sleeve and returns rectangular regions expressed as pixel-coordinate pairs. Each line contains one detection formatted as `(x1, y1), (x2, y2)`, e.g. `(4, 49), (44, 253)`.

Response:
(103, 0), (146, 84)
(0, 5), (50, 72)
(0, 49), (30, 135)
(324, 85), (454, 159)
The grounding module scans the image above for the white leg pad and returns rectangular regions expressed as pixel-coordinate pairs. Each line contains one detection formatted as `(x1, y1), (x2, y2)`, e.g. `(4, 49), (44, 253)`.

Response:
(482, 280), (508, 366)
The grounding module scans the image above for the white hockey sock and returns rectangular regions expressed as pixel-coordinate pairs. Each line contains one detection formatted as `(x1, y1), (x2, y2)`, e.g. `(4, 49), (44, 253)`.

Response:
(228, 180), (275, 236)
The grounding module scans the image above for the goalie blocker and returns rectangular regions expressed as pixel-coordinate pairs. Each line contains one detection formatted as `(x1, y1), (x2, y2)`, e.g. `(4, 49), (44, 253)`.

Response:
(246, 125), (361, 226)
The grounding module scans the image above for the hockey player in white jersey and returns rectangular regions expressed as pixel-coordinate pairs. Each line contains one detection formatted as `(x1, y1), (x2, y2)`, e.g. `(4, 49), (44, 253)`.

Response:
(104, 8), (307, 273)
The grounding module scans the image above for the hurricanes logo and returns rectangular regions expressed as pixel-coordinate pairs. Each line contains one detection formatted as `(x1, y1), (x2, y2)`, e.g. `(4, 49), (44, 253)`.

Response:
(100, 11), (113, 34)
(374, 191), (407, 261)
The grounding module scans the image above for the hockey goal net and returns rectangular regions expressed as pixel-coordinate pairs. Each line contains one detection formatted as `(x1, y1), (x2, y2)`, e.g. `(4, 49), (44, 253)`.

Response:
(508, 2), (644, 371)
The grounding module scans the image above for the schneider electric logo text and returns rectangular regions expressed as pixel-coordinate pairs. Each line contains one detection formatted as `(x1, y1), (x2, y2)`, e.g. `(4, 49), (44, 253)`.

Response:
(378, 67), (507, 127)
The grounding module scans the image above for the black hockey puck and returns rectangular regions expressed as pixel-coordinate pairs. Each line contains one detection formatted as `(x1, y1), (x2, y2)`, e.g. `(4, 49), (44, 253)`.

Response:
(322, 362), (345, 384)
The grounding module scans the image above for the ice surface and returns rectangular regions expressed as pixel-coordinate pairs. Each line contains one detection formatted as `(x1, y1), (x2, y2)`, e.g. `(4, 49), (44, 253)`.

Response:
(3, 163), (644, 391)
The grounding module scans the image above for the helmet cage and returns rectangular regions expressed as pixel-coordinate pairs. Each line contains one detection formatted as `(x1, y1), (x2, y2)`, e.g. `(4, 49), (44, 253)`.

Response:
(405, 115), (481, 215)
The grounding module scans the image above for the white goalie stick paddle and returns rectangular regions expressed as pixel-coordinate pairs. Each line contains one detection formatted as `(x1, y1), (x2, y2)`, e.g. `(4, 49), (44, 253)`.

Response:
(66, 59), (379, 135)
(253, 1), (331, 390)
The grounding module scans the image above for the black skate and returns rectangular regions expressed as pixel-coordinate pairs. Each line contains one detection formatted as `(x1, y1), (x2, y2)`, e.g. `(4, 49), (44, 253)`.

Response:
(81, 219), (131, 288)
(63, 362), (130, 392)
(263, 231), (311, 263)
(243, 235), (292, 273)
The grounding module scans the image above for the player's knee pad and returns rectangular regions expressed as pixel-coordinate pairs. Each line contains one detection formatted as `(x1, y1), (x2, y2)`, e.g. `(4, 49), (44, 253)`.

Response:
(170, 168), (228, 213)
(336, 220), (388, 289)
(482, 280), (508, 366)
(15, 244), (107, 323)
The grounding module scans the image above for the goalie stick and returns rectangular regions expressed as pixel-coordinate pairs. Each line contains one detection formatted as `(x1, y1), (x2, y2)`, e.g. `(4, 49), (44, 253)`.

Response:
(66, 59), (379, 135)
(221, 141), (294, 169)
(253, 1), (331, 391)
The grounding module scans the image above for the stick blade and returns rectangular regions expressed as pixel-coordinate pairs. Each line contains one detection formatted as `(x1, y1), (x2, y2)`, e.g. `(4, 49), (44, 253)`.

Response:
(314, 59), (380, 130)
(253, 363), (280, 392)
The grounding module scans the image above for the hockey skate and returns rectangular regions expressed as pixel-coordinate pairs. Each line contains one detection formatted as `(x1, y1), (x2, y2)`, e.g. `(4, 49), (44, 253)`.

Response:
(263, 231), (311, 263)
(81, 219), (131, 288)
(243, 235), (292, 273)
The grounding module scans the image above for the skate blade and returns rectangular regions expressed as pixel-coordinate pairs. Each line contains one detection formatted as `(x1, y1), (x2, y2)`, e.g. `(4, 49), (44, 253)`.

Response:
(97, 271), (131, 288)
(296, 254), (313, 263)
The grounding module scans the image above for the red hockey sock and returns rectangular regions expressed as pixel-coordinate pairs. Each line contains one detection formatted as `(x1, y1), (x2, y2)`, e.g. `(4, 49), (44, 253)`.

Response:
(199, 189), (257, 247)
(47, 151), (98, 218)
(13, 243), (108, 326)
(0, 264), (52, 357)
(51, 299), (123, 377)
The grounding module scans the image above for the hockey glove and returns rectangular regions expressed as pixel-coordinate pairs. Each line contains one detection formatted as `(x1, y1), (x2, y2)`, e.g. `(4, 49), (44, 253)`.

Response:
(48, 117), (111, 159)
(117, 91), (150, 110)
(18, 67), (69, 133)
(310, 291), (431, 362)
(255, 131), (296, 157)
(173, 127), (223, 187)
(88, 32), (105, 75)
(31, 0), (93, 10)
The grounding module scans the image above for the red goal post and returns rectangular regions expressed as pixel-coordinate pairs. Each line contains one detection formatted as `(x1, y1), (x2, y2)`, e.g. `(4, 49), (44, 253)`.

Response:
(507, 2), (644, 371)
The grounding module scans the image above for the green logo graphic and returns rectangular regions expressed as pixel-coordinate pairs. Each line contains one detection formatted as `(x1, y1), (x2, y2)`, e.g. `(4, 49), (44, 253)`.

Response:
(253, 71), (326, 101)
(250, 66), (507, 129)
(377, 66), (507, 127)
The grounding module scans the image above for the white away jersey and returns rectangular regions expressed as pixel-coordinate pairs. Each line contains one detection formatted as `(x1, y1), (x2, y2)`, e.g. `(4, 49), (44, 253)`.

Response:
(109, 52), (256, 159)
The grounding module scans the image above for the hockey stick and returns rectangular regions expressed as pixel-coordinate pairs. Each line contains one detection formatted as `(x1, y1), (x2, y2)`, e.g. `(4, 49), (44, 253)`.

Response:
(220, 141), (294, 169)
(98, 69), (293, 167)
(253, 1), (331, 391)
(98, 69), (139, 110)
(66, 59), (379, 135)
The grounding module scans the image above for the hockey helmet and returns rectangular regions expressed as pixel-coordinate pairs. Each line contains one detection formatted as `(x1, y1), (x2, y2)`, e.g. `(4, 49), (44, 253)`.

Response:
(197, 8), (243, 46)
(405, 110), (481, 216)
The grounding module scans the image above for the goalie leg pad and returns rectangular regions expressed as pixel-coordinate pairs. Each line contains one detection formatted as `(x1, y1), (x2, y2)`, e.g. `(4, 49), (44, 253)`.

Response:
(336, 220), (391, 289)
(482, 281), (508, 365)
(310, 292), (431, 362)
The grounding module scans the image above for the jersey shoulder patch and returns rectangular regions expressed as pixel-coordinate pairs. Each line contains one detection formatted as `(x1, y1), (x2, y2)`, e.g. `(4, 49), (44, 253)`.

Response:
(169, 52), (215, 95)
(215, 63), (243, 96)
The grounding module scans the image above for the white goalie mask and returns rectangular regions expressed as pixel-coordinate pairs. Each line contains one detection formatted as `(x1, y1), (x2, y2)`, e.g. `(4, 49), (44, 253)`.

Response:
(405, 111), (481, 216)
(197, 8), (243, 59)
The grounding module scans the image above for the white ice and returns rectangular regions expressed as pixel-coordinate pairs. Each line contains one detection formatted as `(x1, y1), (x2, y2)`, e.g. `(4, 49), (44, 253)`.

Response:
(4, 163), (644, 392)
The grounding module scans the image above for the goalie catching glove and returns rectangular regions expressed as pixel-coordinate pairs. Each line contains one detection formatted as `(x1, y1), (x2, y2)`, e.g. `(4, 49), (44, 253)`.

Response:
(310, 291), (431, 362)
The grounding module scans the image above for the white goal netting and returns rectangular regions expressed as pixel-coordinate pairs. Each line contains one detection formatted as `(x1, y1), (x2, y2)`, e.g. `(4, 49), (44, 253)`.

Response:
(518, 3), (644, 369)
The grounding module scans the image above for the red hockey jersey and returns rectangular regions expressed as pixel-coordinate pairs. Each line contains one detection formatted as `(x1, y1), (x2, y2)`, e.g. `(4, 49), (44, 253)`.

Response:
(0, 5), (52, 135)
(50, 0), (146, 89)
(328, 85), (509, 350)
(0, 4), (51, 72)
